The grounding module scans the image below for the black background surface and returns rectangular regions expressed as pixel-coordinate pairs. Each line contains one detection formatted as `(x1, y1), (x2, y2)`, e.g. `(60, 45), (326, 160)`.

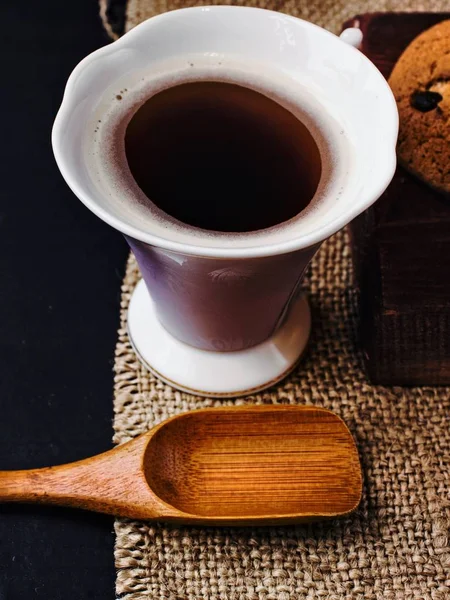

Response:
(0, 0), (129, 598)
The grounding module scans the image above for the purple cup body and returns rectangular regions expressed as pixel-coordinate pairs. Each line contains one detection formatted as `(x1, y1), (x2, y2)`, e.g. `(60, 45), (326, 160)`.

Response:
(127, 236), (318, 352)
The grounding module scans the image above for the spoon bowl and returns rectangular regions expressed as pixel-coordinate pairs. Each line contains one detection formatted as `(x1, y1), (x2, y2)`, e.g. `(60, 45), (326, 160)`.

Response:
(0, 406), (362, 525)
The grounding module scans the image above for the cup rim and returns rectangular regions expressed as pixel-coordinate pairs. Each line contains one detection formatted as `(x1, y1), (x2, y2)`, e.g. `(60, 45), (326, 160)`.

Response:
(52, 6), (398, 259)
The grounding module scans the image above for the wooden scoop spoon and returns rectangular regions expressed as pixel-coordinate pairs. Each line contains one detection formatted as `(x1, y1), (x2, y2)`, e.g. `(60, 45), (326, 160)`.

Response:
(0, 406), (362, 525)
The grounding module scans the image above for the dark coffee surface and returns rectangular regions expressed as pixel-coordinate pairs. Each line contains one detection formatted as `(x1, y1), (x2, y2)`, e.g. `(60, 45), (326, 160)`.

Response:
(125, 81), (321, 232)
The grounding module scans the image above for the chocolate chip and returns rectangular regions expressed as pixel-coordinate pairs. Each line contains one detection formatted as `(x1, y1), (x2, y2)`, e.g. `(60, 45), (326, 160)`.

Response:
(410, 90), (443, 112)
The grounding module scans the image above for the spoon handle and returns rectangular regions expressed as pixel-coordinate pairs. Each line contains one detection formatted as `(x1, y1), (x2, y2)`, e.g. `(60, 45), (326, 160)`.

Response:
(0, 435), (155, 519)
(0, 458), (128, 513)
(0, 465), (79, 506)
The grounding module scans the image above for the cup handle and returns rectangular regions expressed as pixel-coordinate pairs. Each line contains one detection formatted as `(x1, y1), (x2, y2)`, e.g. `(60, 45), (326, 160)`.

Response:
(339, 27), (363, 49)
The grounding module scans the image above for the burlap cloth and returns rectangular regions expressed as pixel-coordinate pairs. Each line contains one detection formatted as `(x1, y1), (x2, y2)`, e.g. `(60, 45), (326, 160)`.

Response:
(112, 2), (450, 598)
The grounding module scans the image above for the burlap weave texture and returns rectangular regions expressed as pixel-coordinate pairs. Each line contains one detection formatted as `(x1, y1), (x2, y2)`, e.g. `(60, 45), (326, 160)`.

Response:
(112, 3), (450, 598)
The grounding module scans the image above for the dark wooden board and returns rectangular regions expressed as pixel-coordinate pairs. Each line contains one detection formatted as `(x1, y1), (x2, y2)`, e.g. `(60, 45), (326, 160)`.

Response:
(345, 13), (450, 385)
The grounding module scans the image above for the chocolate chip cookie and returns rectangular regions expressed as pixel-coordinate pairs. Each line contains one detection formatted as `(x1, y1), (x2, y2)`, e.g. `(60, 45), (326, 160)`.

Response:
(388, 20), (450, 194)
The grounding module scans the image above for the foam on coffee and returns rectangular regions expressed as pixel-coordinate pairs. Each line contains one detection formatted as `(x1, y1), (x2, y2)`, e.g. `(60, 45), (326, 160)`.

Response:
(86, 56), (351, 250)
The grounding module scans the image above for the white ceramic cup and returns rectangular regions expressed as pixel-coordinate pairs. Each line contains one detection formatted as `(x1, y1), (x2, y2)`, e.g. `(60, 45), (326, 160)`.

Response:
(52, 7), (398, 397)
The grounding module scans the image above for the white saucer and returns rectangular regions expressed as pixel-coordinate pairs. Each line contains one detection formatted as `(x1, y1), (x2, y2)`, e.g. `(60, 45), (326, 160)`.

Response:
(127, 279), (311, 397)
